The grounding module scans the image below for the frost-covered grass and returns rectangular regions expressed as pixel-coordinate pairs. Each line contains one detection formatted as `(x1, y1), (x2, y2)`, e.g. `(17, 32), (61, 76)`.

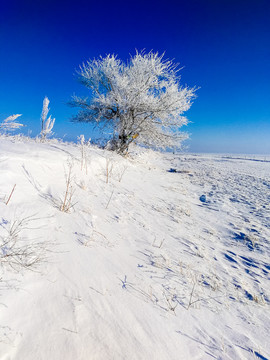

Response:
(0, 136), (269, 359)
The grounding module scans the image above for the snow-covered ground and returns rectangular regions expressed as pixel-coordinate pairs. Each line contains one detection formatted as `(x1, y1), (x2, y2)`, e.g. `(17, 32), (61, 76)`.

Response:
(0, 136), (269, 360)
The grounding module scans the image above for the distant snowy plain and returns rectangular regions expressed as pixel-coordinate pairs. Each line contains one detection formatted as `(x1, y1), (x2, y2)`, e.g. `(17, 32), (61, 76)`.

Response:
(0, 136), (269, 360)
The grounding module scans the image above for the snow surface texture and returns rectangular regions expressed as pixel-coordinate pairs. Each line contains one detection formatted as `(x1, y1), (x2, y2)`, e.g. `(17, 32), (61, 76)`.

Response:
(0, 136), (269, 360)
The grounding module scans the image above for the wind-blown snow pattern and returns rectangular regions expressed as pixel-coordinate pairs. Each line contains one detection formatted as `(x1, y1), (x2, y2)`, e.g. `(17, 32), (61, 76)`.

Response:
(0, 136), (269, 360)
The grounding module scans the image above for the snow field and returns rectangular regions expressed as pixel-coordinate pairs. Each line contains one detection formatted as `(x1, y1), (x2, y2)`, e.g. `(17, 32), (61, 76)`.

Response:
(0, 137), (269, 359)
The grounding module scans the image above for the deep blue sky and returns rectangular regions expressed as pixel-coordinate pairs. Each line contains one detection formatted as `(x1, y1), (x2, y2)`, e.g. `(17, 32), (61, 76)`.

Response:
(1, 0), (269, 153)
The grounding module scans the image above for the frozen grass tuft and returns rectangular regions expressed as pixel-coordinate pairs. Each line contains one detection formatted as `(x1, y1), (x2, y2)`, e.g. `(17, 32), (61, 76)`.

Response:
(0, 215), (47, 271)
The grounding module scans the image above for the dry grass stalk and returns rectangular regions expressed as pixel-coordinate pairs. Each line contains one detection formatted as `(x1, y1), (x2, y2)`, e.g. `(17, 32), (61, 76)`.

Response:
(6, 184), (16, 205)
(152, 236), (165, 248)
(78, 135), (90, 174)
(105, 158), (114, 184)
(118, 165), (127, 182)
(105, 190), (114, 209)
(60, 163), (75, 212)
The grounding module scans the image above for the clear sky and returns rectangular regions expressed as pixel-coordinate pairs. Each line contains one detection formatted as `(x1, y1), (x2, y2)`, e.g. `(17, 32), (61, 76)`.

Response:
(1, 0), (269, 154)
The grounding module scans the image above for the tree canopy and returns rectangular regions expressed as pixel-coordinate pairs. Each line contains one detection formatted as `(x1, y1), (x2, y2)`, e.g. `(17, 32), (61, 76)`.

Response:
(70, 51), (197, 153)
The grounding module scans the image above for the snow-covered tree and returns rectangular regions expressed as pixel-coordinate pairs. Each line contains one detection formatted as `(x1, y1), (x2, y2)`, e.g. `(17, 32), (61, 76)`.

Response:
(0, 114), (24, 132)
(70, 51), (197, 153)
(40, 96), (55, 140)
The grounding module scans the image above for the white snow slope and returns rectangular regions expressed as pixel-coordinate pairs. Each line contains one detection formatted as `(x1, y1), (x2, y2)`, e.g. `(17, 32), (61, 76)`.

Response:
(0, 137), (269, 360)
